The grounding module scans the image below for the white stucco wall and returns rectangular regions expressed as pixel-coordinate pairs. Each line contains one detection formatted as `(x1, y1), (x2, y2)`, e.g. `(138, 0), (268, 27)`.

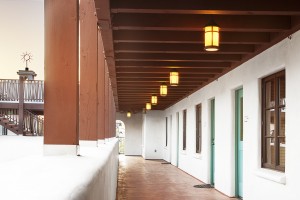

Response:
(157, 30), (300, 199)
(0, 137), (119, 200)
(142, 110), (165, 159)
(116, 112), (143, 156)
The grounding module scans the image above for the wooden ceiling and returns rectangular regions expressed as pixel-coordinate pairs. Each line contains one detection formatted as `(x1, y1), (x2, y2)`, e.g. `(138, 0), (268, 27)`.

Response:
(95, 0), (300, 113)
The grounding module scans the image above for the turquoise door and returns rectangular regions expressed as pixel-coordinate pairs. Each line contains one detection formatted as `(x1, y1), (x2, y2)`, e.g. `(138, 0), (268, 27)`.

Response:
(210, 99), (215, 186)
(235, 88), (243, 198)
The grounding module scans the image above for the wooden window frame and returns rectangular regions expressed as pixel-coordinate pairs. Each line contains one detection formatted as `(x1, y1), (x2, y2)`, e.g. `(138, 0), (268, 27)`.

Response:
(261, 70), (285, 172)
(183, 109), (187, 150)
(196, 104), (202, 153)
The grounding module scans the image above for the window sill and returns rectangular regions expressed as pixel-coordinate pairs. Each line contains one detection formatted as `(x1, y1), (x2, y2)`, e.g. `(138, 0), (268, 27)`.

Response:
(254, 168), (286, 185)
(193, 153), (202, 160)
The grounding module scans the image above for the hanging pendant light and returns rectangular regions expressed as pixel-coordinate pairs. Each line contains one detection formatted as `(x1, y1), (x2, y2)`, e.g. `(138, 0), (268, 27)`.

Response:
(204, 20), (220, 51)
(146, 102), (152, 110)
(160, 82), (168, 96)
(170, 70), (179, 86)
(151, 95), (158, 105)
(127, 111), (131, 118)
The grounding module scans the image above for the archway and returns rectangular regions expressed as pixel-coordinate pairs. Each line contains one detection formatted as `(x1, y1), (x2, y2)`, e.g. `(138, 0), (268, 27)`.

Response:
(116, 120), (125, 154)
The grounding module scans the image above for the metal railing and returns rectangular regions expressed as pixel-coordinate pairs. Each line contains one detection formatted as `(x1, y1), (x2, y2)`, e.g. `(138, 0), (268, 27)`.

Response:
(0, 79), (44, 102)
(24, 110), (44, 136)
(0, 108), (44, 136)
(0, 79), (19, 101)
(0, 108), (19, 125)
(24, 80), (44, 102)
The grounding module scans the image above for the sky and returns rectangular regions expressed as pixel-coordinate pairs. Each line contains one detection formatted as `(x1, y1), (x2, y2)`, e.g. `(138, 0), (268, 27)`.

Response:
(0, 0), (44, 80)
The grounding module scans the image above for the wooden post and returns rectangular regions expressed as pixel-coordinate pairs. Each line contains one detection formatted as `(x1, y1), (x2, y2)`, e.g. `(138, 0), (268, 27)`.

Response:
(18, 76), (25, 135)
(17, 70), (36, 135)
(109, 84), (113, 139)
(79, 0), (98, 145)
(44, 0), (79, 155)
(97, 28), (105, 142)
(112, 94), (116, 137)
(104, 61), (109, 141)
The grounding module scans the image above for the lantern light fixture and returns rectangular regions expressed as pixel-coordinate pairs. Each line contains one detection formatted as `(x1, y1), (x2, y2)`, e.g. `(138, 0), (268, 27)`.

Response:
(146, 102), (152, 110)
(204, 20), (220, 51)
(160, 82), (168, 96)
(160, 83), (168, 97)
(151, 95), (158, 105)
(170, 70), (179, 86)
(127, 111), (131, 118)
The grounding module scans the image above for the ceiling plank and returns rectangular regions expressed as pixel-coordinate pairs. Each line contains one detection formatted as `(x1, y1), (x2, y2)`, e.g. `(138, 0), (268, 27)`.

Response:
(116, 68), (222, 73)
(115, 52), (242, 62)
(117, 73), (215, 78)
(115, 61), (231, 68)
(115, 43), (255, 54)
(113, 30), (270, 44)
(112, 14), (291, 32)
(110, 0), (300, 15)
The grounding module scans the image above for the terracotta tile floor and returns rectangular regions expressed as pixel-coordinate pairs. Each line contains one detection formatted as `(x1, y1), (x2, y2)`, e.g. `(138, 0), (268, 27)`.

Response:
(117, 155), (238, 200)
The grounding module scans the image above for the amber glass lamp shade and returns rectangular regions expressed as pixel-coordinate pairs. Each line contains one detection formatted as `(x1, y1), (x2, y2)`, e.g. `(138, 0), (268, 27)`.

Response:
(204, 20), (220, 51)
(146, 102), (152, 110)
(170, 71), (179, 86)
(160, 83), (168, 96)
(151, 95), (158, 105)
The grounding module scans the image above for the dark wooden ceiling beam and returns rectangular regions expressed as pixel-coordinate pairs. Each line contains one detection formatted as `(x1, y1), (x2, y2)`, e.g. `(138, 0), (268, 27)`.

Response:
(115, 61), (231, 68)
(112, 14), (291, 32)
(117, 78), (214, 84)
(119, 105), (171, 109)
(120, 98), (182, 101)
(119, 100), (178, 102)
(117, 73), (215, 78)
(114, 43), (255, 54)
(118, 95), (193, 98)
(117, 87), (202, 90)
(117, 84), (202, 87)
(118, 95), (195, 98)
(118, 89), (194, 92)
(118, 85), (197, 88)
(116, 68), (222, 73)
(110, 0), (300, 15)
(115, 52), (241, 62)
(117, 93), (196, 96)
(113, 30), (270, 44)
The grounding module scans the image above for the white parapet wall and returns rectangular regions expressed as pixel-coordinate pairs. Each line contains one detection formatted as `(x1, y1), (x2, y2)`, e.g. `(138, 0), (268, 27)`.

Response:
(0, 136), (119, 200)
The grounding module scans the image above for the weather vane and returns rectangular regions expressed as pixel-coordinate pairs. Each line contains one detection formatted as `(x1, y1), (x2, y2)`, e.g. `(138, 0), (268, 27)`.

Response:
(21, 52), (33, 71)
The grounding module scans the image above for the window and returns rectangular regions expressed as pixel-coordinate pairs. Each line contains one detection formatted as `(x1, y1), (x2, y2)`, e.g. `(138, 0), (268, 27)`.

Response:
(196, 104), (202, 153)
(262, 70), (285, 172)
(165, 117), (168, 147)
(183, 109), (187, 150)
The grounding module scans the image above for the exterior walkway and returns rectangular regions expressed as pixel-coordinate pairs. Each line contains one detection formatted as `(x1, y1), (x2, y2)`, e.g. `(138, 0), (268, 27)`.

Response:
(117, 155), (237, 200)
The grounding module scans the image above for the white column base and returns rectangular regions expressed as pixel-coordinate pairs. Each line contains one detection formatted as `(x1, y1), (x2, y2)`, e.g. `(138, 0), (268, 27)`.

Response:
(43, 144), (79, 156)
(79, 140), (98, 147)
